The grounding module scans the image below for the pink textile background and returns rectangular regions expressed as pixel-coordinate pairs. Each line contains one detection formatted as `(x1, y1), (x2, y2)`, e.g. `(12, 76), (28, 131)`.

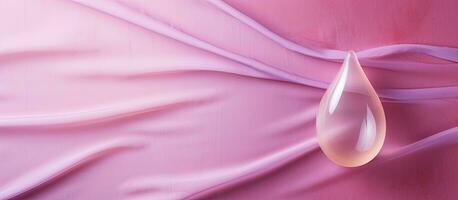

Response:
(1, 0), (458, 199)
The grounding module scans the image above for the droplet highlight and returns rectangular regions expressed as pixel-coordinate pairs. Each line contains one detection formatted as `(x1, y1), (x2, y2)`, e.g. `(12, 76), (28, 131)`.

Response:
(316, 51), (386, 167)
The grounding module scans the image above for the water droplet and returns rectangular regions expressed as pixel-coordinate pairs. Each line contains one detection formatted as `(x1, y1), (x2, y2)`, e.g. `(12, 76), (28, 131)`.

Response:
(316, 51), (386, 167)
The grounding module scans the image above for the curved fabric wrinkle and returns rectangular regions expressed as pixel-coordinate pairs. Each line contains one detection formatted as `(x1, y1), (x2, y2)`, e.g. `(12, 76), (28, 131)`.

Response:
(206, 0), (345, 60)
(199, 125), (458, 197)
(0, 89), (217, 129)
(68, 0), (328, 90)
(72, 65), (272, 82)
(0, 31), (90, 58)
(0, 137), (146, 200)
(357, 44), (458, 62)
(383, 126), (458, 159)
(206, 0), (458, 63)
(358, 59), (458, 72)
(378, 86), (458, 101)
(80, 66), (458, 101)
(64, 52), (458, 77)
(215, 126), (458, 198)
(68, 60), (458, 103)
(120, 138), (318, 200)
(291, 126), (458, 194)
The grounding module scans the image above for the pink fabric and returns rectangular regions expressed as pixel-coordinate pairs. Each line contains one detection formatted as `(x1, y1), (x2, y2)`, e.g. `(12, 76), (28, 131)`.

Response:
(1, 0), (457, 199)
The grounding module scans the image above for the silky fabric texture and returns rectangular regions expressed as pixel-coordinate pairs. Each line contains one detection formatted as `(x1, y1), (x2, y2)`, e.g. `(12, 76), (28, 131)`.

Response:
(1, 0), (458, 200)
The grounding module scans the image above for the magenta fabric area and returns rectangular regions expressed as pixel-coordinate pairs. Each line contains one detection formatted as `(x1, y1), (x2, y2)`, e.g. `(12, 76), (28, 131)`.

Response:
(1, 0), (458, 199)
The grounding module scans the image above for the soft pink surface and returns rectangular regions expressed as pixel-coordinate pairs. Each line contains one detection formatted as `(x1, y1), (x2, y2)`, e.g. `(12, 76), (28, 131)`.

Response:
(0, 0), (458, 199)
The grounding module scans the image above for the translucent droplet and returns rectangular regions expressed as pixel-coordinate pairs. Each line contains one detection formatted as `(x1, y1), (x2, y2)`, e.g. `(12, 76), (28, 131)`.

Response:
(316, 51), (386, 167)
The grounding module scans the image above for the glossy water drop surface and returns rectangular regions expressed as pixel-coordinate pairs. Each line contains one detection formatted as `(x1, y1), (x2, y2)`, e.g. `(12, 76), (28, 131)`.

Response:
(317, 51), (386, 167)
